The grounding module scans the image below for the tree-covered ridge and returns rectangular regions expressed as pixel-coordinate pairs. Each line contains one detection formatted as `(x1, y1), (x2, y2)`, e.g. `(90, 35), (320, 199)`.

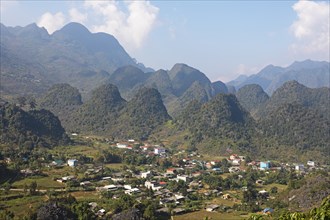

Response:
(0, 103), (70, 148)
(38, 83), (82, 128)
(115, 87), (171, 139)
(173, 94), (255, 153)
(105, 64), (228, 117)
(257, 80), (330, 119)
(34, 80), (330, 162)
(108, 65), (152, 99)
(59, 83), (171, 139)
(67, 83), (127, 134)
(258, 103), (330, 154)
(236, 84), (269, 118)
(39, 83), (82, 108)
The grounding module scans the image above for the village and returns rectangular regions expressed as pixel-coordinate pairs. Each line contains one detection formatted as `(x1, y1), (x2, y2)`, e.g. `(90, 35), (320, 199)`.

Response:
(1, 133), (326, 219)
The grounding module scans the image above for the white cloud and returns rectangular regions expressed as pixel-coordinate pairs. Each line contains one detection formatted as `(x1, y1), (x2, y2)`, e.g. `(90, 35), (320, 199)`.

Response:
(37, 12), (66, 34)
(290, 0), (330, 60)
(69, 8), (87, 24)
(84, 0), (159, 51)
(35, 1), (159, 51)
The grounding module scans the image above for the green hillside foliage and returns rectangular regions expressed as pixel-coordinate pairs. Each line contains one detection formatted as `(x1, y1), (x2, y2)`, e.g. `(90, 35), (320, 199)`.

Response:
(39, 83), (82, 108)
(269, 172), (330, 214)
(256, 80), (330, 120)
(236, 84), (269, 117)
(115, 87), (171, 139)
(59, 84), (170, 140)
(174, 94), (255, 154)
(259, 103), (329, 153)
(67, 83), (126, 134)
(108, 65), (152, 99)
(38, 83), (82, 128)
(0, 103), (70, 148)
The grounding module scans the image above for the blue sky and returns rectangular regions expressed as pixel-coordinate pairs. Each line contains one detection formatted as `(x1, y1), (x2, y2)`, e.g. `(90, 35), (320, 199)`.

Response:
(1, 0), (329, 82)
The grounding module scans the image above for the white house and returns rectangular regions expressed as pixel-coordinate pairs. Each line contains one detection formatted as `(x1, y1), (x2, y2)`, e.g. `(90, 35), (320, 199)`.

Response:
(307, 161), (315, 167)
(232, 159), (241, 166)
(206, 204), (219, 212)
(116, 143), (128, 149)
(67, 159), (78, 167)
(103, 185), (118, 191)
(124, 185), (132, 190)
(124, 188), (140, 195)
(141, 171), (152, 178)
(154, 147), (166, 155)
(295, 164), (305, 171)
(176, 175), (189, 182)
(145, 181), (162, 191)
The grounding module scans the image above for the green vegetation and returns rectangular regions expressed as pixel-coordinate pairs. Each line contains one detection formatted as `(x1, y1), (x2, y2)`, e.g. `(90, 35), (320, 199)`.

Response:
(259, 103), (329, 155)
(236, 84), (269, 118)
(172, 94), (255, 154)
(0, 103), (70, 149)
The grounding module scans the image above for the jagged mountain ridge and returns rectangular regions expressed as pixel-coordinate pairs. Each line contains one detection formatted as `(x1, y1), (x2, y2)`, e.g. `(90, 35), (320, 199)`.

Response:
(36, 80), (330, 162)
(227, 60), (330, 94)
(0, 22), (150, 97)
(40, 83), (170, 140)
(108, 64), (229, 116)
(1, 22), (229, 116)
(257, 80), (330, 120)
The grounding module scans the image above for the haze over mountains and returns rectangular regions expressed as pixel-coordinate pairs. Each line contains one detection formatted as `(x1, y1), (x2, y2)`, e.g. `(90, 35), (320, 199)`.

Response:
(228, 60), (330, 94)
(1, 22), (329, 115)
(1, 22), (329, 162)
(0, 22), (149, 97)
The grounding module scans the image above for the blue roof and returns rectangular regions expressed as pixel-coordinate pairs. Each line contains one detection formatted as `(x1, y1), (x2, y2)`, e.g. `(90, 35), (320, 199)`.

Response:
(263, 208), (274, 213)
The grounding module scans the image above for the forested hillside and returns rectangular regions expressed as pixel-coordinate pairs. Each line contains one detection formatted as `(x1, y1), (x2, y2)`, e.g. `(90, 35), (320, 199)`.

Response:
(0, 103), (70, 148)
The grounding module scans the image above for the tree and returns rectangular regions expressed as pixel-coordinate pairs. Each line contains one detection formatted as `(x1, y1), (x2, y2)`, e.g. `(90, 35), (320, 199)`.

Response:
(71, 202), (95, 220)
(143, 204), (156, 220)
(37, 201), (74, 220)
(270, 186), (278, 194)
(29, 181), (38, 195)
(242, 186), (258, 203)
(3, 182), (11, 195)
(0, 210), (14, 220)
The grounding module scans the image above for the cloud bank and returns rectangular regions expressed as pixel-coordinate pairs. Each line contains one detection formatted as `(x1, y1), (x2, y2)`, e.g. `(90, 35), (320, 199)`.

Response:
(37, 0), (159, 51)
(37, 12), (66, 34)
(290, 0), (330, 60)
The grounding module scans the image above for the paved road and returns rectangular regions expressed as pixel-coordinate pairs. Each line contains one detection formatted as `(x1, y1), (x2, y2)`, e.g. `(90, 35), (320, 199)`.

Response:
(0, 188), (67, 193)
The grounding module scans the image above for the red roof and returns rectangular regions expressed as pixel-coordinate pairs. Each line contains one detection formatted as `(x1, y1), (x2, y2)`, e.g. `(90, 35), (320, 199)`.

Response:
(167, 168), (176, 171)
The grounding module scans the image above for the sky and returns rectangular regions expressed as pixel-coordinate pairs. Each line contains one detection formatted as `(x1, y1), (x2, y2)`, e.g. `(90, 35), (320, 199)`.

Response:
(1, 0), (329, 82)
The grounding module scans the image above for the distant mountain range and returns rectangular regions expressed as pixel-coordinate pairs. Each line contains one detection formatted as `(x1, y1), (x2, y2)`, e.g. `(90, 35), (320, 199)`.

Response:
(0, 22), (227, 116)
(1, 22), (329, 116)
(108, 64), (228, 116)
(1, 22), (330, 162)
(227, 60), (330, 94)
(0, 22), (151, 97)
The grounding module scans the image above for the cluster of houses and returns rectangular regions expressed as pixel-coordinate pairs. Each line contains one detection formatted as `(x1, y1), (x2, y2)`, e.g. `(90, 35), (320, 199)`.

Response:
(10, 138), (324, 216)
(115, 142), (167, 156)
